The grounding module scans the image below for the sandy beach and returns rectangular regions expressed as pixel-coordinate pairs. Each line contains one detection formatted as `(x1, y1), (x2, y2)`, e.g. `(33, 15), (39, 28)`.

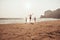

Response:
(0, 20), (60, 40)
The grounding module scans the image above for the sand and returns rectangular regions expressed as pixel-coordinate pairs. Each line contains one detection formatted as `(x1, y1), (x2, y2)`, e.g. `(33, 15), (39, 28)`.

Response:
(0, 20), (60, 40)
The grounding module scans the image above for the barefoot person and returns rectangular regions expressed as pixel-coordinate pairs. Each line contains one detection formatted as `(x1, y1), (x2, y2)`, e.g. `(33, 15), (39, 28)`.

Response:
(29, 14), (32, 22)
(34, 17), (36, 23)
(25, 17), (27, 23)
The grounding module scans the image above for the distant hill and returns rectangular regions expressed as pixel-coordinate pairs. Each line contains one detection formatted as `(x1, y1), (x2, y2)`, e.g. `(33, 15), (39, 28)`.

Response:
(40, 8), (60, 18)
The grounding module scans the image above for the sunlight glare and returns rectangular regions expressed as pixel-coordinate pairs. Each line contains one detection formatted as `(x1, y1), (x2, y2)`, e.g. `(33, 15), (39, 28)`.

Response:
(25, 3), (31, 10)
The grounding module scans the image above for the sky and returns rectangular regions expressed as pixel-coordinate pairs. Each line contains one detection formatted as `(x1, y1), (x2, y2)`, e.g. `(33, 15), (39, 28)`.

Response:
(0, 0), (60, 18)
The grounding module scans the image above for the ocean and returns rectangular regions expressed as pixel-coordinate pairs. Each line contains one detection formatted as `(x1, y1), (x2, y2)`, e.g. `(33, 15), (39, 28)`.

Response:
(0, 18), (59, 24)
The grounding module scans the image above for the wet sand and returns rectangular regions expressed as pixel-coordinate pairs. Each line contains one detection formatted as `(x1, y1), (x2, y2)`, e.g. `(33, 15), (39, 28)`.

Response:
(0, 20), (60, 40)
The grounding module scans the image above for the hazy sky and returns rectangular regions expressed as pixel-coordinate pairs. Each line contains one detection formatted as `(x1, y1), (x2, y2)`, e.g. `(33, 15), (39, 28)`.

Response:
(0, 0), (60, 18)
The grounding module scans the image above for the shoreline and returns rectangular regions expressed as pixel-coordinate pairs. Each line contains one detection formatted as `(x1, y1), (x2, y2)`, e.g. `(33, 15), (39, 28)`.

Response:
(0, 20), (59, 24)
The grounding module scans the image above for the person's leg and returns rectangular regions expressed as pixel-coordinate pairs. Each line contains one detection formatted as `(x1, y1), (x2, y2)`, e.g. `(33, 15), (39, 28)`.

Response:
(30, 19), (31, 22)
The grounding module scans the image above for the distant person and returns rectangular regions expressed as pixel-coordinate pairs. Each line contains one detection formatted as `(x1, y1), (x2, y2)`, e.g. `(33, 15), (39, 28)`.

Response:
(34, 17), (36, 23)
(29, 14), (32, 22)
(25, 17), (27, 23)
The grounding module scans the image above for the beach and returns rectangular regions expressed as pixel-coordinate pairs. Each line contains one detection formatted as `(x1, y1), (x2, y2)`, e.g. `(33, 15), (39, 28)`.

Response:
(0, 20), (60, 40)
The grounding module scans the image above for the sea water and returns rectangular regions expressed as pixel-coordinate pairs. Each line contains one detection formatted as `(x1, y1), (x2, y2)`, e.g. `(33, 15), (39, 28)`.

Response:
(0, 18), (59, 24)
